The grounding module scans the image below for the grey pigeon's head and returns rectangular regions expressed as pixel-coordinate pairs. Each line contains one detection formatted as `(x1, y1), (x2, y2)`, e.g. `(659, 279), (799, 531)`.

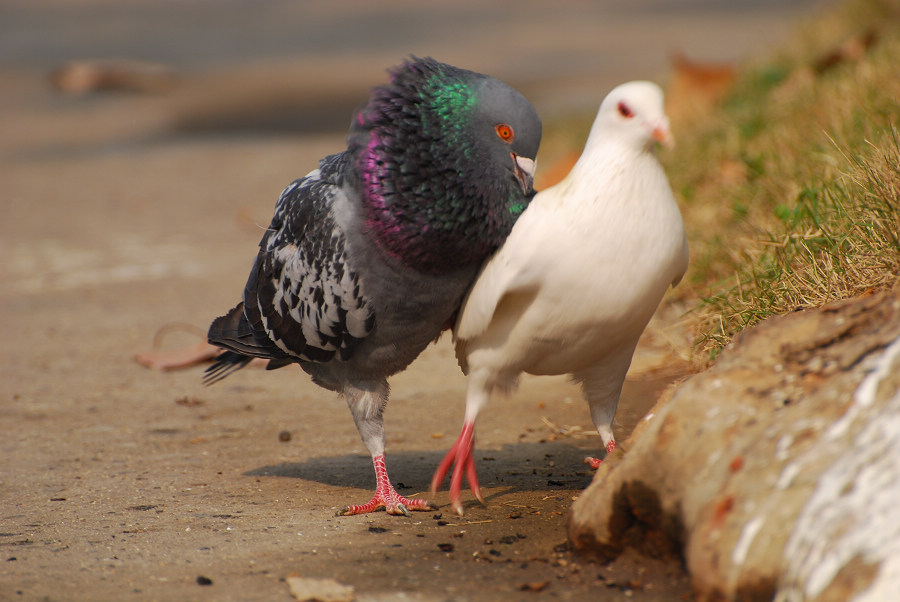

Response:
(594, 81), (673, 152)
(348, 56), (542, 273)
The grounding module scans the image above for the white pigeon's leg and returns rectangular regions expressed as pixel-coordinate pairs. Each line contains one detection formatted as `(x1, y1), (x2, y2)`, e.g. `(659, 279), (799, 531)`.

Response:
(574, 351), (634, 469)
(431, 368), (492, 515)
(336, 380), (435, 516)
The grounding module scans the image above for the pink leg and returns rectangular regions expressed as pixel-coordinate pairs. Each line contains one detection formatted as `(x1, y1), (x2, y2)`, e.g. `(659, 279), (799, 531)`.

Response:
(430, 421), (483, 516)
(584, 439), (618, 470)
(336, 455), (435, 517)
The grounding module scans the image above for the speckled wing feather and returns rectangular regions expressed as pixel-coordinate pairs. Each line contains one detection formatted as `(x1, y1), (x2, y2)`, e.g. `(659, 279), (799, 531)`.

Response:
(206, 153), (374, 381)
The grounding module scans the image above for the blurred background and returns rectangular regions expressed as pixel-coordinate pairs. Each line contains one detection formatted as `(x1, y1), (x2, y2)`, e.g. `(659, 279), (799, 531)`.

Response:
(0, 0), (832, 306)
(2, 0), (830, 135)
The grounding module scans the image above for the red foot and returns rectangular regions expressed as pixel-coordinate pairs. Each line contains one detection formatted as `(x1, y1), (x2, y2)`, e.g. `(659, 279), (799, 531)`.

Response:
(335, 455), (435, 517)
(584, 439), (618, 470)
(430, 421), (483, 516)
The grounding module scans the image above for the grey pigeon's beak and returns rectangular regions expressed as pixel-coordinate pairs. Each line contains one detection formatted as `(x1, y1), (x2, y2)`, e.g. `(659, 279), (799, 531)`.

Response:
(511, 153), (536, 195)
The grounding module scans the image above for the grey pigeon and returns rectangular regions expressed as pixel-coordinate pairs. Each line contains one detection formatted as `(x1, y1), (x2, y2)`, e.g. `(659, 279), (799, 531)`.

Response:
(432, 81), (688, 514)
(206, 57), (542, 516)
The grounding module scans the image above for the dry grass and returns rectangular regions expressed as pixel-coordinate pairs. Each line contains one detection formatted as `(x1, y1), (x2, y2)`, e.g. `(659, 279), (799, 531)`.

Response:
(661, 0), (900, 360)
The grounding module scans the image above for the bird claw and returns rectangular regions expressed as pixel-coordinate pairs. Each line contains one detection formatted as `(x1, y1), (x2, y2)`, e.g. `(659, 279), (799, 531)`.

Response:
(334, 454), (435, 516)
(335, 493), (434, 517)
(334, 487), (437, 517)
(584, 440), (619, 469)
(584, 456), (604, 470)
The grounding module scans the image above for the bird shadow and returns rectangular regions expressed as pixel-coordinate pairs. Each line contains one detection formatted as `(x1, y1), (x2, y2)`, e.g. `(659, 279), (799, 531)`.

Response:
(245, 439), (597, 496)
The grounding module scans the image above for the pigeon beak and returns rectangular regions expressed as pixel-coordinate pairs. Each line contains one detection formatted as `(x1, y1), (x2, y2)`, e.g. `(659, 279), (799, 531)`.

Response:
(511, 153), (536, 194)
(651, 119), (675, 149)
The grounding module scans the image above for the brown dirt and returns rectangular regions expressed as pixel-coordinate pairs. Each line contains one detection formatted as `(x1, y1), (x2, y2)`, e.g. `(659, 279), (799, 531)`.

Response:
(3, 345), (690, 601)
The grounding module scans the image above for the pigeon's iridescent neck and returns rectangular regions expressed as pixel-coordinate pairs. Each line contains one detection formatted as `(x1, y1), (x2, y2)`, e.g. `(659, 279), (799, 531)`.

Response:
(358, 131), (498, 273)
(348, 59), (527, 273)
(425, 77), (477, 135)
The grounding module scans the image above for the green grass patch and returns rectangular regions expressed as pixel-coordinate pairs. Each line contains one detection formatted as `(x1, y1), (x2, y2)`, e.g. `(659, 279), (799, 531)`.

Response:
(663, 0), (900, 360)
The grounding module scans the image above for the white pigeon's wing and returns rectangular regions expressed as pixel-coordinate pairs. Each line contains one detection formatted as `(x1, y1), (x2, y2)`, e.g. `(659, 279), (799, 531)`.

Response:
(453, 195), (554, 343)
(670, 235), (690, 288)
(454, 251), (529, 343)
(243, 152), (375, 364)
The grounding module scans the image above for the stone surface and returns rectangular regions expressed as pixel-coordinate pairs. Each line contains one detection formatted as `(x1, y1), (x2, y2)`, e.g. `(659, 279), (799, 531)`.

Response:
(570, 287), (900, 601)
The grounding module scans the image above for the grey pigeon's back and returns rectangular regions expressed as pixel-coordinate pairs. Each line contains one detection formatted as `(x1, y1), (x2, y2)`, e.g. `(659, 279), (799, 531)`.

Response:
(207, 152), (476, 391)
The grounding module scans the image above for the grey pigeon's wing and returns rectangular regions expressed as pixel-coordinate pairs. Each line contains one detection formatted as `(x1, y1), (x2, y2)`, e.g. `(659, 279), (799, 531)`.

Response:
(242, 152), (375, 364)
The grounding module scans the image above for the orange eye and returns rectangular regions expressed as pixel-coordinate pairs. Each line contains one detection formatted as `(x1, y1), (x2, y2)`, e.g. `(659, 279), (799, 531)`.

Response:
(617, 102), (634, 119)
(495, 123), (515, 142)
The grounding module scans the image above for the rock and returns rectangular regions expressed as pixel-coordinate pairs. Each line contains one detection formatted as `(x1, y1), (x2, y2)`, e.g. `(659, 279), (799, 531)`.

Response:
(570, 287), (900, 601)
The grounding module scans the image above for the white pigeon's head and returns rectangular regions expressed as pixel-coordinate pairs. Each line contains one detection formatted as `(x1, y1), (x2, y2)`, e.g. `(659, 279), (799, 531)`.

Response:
(596, 81), (673, 151)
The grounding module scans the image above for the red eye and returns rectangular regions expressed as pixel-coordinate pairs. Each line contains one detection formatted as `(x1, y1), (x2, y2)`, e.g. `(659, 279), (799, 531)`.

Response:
(617, 102), (634, 119)
(495, 123), (515, 142)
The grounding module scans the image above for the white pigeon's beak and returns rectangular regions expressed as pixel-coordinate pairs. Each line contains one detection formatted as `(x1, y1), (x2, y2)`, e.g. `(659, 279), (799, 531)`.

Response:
(650, 118), (675, 149)
(511, 153), (536, 194)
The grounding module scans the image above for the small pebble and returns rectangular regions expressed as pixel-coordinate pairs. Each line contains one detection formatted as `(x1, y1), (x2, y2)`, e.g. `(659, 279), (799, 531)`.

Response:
(519, 581), (550, 592)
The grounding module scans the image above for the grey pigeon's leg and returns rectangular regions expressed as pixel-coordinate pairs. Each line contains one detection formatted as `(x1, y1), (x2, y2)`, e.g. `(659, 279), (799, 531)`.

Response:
(336, 381), (435, 516)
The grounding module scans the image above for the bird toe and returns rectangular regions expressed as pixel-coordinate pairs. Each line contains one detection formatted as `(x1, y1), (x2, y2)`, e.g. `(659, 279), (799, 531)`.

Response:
(584, 456), (604, 470)
(389, 503), (411, 517)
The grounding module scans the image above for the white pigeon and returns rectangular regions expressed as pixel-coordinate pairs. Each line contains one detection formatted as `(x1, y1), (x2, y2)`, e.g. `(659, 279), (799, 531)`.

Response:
(430, 81), (689, 515)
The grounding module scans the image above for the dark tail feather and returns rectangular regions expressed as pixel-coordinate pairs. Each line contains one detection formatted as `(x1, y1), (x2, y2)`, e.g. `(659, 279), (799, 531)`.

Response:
(208, 302), (259, 355)
(203, 351), (253, 385)
(204, 302), (262, 385)
(204, 302), (295, 385)
(204, 303), (256, 385)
